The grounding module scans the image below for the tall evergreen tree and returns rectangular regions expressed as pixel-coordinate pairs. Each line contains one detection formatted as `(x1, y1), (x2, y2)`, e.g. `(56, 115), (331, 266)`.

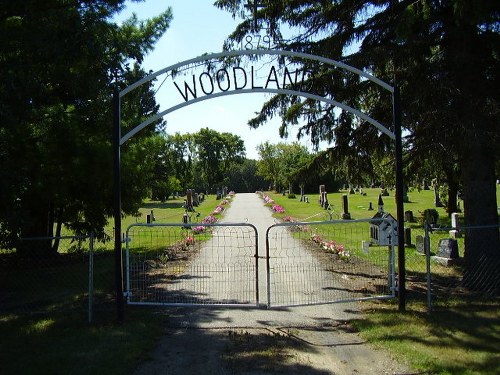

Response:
(216, 0), (499, 292)
(0, 0), (172, 251)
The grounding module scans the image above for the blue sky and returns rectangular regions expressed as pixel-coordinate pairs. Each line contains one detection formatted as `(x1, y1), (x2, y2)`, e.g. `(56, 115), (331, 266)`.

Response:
(115, 0), (321, 159)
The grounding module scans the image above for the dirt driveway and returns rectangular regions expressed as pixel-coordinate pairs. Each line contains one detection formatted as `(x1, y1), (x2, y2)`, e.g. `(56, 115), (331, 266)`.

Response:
(133, 193), (411, 374)
(133, 306), (411, 375)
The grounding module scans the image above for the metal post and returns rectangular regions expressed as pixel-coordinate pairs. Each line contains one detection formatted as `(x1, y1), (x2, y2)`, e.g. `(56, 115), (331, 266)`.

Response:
(88, 233), (94, 324)
(113, 89), (124, 321)
(424, 223), (432, 311)
(394, 85), (406, 312)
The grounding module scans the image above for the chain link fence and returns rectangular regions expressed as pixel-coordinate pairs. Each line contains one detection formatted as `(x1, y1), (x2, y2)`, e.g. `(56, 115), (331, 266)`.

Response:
(1, 223), (498, 321)
(403, 223), (500, 309)
(0, 234), (116, 322)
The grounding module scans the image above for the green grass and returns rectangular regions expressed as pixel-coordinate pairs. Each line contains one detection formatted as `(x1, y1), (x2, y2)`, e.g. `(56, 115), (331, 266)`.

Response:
(0, 194), (233, 375)
(352, 299), (500, 375)
(0, 308), (168, 375)
(265, 187), (500, 375)
(2, 188), (498, 374)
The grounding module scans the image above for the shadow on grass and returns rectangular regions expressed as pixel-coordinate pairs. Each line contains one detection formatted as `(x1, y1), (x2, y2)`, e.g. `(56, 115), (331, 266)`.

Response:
(353, 294), (500, 375)
(141, 201), (185, 210)
(0, 306), (168, 375)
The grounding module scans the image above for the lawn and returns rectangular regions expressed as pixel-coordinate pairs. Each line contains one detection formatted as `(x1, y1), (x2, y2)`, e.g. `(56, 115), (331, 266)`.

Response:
(0, 308), (168, 375)
(0, 193), (232, 375)
(1, 187), (498, 374)
(263, 187), (500, 375)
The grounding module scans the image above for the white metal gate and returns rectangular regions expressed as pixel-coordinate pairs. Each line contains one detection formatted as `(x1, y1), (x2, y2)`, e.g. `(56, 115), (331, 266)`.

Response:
(265, 218), (397, 308)
(124, 219), (396, 308)
(125, 223), (260, 307)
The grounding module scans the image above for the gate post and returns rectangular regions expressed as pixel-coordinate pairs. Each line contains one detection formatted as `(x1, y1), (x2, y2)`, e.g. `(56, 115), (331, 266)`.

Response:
(113, 89), (124, 321)
(394, 85), (406, 312)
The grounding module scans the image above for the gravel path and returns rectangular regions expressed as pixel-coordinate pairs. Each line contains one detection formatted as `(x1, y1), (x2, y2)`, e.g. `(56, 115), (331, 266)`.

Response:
(133, 193), (411, 374)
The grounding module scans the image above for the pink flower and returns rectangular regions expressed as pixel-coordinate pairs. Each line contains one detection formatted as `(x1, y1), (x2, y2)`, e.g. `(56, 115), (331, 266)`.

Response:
(212, 205), (224, 214)
(192, 226), (206, 234)
(272, 204), (285, 213)
(202, 215), (217, 224)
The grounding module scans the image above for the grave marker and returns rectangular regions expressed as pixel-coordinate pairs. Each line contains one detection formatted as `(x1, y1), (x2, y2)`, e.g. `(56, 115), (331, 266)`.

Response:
(415, 235), (425, 255)
(404, 210), (415, 222)
(432, 238), (460, 266)
(436, 238), (459, 258)
(449, 212), (461, 238)
(341, 194), (351, 220)
(404, 227), (412, 246)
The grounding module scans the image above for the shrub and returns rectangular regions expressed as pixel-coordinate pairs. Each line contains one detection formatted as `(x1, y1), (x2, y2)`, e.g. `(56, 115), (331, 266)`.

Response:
(419, 208), (439, 226)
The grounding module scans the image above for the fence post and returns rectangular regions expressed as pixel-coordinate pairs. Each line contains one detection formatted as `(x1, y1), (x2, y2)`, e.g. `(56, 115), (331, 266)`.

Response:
(88, 233), (94, 323)
(424, 222), (432, 311)
(113, 88), (124, 321)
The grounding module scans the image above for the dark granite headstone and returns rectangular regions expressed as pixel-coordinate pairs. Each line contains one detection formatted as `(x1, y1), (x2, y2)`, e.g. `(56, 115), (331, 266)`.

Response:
(404, 210), (414, 222)
(341, 194), (351, 219)
(437, 238), (459, 258)
(404, 227), (412, 246)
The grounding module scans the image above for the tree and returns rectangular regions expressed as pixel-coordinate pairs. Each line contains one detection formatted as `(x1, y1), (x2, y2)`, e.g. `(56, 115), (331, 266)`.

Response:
(0, 1), (172, 252)
(216, 0), (499, 293)
(256, 142), (281, 191)
(276, 143), (313, 194)
(227, 159), (268, 193)
(256, 141), (312, 193)
(192, 128), (246, 192)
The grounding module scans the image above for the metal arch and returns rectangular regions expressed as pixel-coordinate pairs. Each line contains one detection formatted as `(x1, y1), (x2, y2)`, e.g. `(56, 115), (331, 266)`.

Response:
(120, 87), (395, 145)
(113, 49), (406, 318)
(119, 49), (394, 98)
(118, 49), (396, 144)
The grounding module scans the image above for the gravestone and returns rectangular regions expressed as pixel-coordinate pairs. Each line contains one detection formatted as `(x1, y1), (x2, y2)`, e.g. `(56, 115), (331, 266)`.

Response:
(323, 192), (329, 209)
(404, 210), (415, 222)
(433, 238), (460, 266)
(341, 194), (351, 220)
(437, 238), (459, 258)
(449, 212), (461, 238)
(415, 235), (425, 255)
(422, 178), (429, 190)
(404, 227), (412, 246)
(186, 189), (194, 211)
(432, 179), (443, 207)
(319, 185), (326, 206)
(368, 202), (373, 211)
(362, 240), (370, 254)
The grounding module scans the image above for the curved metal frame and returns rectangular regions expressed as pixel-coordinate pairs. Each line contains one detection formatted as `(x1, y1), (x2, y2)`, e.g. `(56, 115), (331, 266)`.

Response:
(113, 49), (405, 320)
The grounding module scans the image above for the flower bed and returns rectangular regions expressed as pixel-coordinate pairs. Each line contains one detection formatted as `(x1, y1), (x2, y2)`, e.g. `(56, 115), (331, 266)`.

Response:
(311, 233), (350, 261)
(191, 193), (235, 234)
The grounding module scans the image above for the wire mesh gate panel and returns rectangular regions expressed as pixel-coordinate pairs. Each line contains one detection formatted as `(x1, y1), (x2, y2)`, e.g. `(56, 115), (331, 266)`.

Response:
(125, 223), (259, 306)
(265, 219), (396, 307)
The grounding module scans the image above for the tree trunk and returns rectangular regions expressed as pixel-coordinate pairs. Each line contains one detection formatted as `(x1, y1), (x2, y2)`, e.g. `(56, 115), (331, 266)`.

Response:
(446, 176), (459, 216)
(52, 208), (63, 253)
(461, 144), (500, 294)
(17, 200), (57, 258)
